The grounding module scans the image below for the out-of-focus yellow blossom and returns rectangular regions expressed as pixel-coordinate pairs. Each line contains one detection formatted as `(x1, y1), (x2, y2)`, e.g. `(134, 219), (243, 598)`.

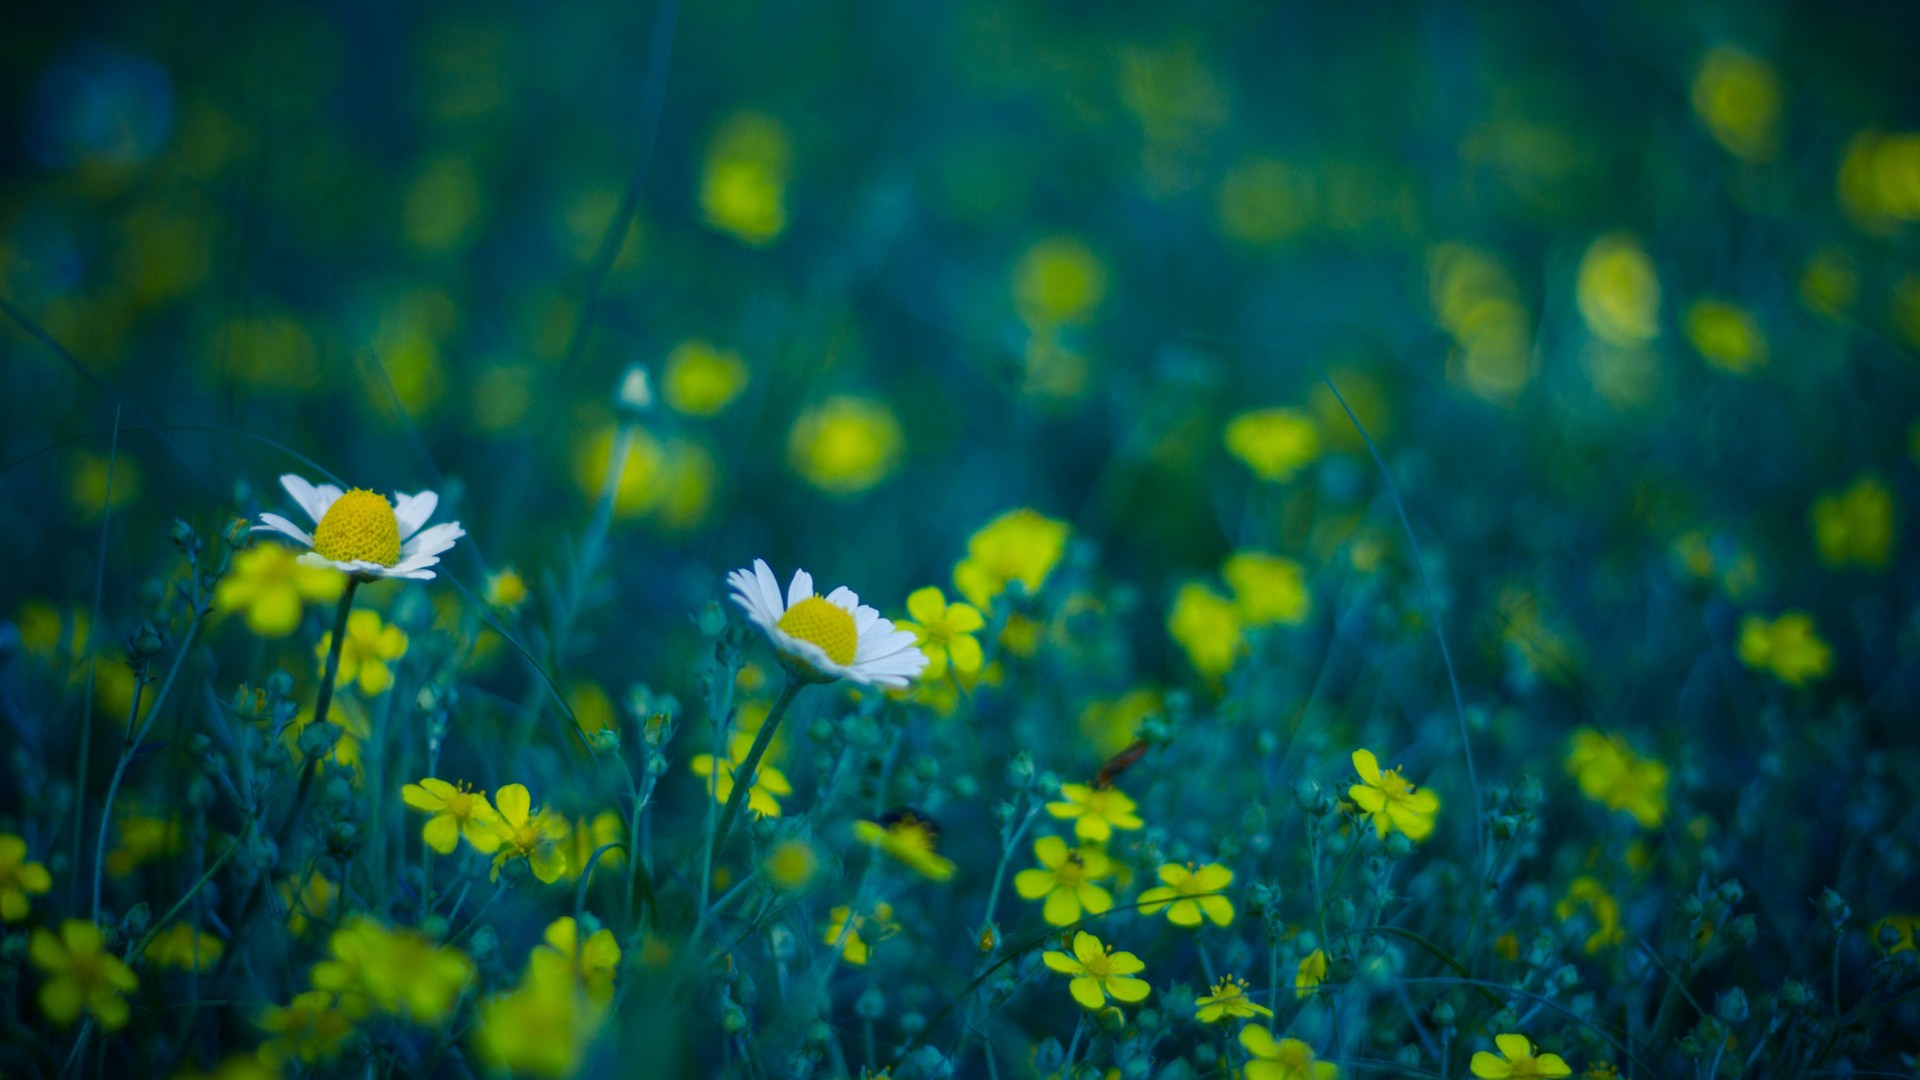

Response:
(1223, 551), (1311, 627)
(1811, 476), (1894, 569)
(1471, 1033), (1572, 1079)
(365, 288), (457, 419)
(535, 917), (621, 1005)
(1838, 130), (1920, 233)
(824, 902), (898, 966)
(1430, 243), (1535, 402)
(691, 731), (792, 819)
(217, 311), (322, 391)
(1684, 300), (1767, 374)
(402, 778), (503, 855)
(0, 834), (52, 921)
(1216, 157), (1313, 245)
(484, 567), (528, 612)
(1565, 729), (1667, 829)
(1348, 749), (1440, 842)
(1668, 531), (1761, 600)
(571, 424), (668, 519)
(1243, 1026), (1339, 1080)
(953, 508), (1071, 611)
(1169, 582), (1245, 679)
(1799, 248), (1858, 317)
(147, 923), (224, 971)
(567, 680), (617, 737)
(487, 784), (569, 884)
(788, 396), (904, 495)
(1296, 948), (1328, 999)
(16, 600), (89, 666)
(1014, 835), (1114, 926)
(215, 544), (346, 638)
(663, 339), (749, 416)
(1556, 876), (1626, 954)
(30, 920), (138, 1030)
(1577, 234), (1660, 346)
(1120, 42), (1229, 197)
(1138, 862), (1234, 927)
(852, 812), (956, 881)
(310, 916), (474, 1023)
(257, 990), (356, 1064)
(1079, 688), (1160, 759)
(1047, 783), (1143, 843)
(473, 944), (606, 1079)
(1690, 47), (1781, 162)
(1494, 587), (1581, 685)
(765, 839), (820, 891)
(701, 111), (791, 246)
(1224, 407), (1320, 481)
(402, 156), (481, 253)
(280, 871), (337, 936)
(316, 609), (409, 696)
(1042, 931), (1150, 1009)
(106, 812), (182, 876)
(1013, 236), (1107, 328)
(1872, 914), (1918, 954)
(897, 586), (985, 680)
(562, 812), (627, 882)
(69, 451), (142, 519)
(1737, 612), (1832, 686)
(283, 693), (371, 779)
(1194, 974), (1271, 1023)
(115, 200), (212, 307)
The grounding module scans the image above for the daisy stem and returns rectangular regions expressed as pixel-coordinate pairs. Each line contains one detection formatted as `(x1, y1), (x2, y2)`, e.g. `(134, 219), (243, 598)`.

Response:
(709, 678), (803, 861)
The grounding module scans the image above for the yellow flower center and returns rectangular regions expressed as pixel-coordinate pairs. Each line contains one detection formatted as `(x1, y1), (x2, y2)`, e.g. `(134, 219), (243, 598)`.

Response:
(777, 595), (858, 665)
(311, 489), (402, 566)
(1054, 859), (1088, 887)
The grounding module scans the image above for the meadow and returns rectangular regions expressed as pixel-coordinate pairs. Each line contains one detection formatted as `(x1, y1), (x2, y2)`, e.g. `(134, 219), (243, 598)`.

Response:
(1, 2), (1917, 1078)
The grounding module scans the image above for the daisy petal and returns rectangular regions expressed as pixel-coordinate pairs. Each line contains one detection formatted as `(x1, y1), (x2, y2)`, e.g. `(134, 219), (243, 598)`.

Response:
(399, 522), (465, 560)
(753, 560), (786, 621)
(787, 568), (815, 609)
(255, 513), (314, 546)
(393, 490), (439, 540)
(280, 474), (332, 524)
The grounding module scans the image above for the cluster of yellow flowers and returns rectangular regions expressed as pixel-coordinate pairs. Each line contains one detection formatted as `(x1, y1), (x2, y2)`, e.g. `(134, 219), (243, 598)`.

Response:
(1168, 550), (1313, 680)
(474, 917), (623, 1077)
(1737, 611), (1833, 687)
(403, 779), (571, 883)
(1565, 728), (1668, 829)
(306, 916), (474, 1025)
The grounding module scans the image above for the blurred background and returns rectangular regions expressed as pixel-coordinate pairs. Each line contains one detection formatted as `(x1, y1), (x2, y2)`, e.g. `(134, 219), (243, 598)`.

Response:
(3, 0), (1916, 723)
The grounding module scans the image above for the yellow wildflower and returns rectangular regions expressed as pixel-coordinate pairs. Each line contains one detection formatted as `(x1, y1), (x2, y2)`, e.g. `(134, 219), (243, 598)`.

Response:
(484, 567), (529, 612)
(1565, 729), (1667, 828)
(897, 586), (985, 679)
(1169, 582), (1245, 679)
(279, 870), (337, 936)
(824, 903), (899, 966)
(30, 920), (138, 1030)
(1556, 877), (1626, 954)
(1811, 476), (1894, 568)
(315, 609), (409, 696)
(535, 917), (621, 1005)
(1576, 234), (1660, 346)
(1347, 749), (1440, 842)
(257, 991), (356, 1064)
(1737, 612), (1832, 686)
(310, 916), (474, 1024)
(1872, 913), (1918, 954)
(1041, 930), (1150, 1009)
(1046, 783), (1144, 843)
(473, 946), (606, 1079)
(765, 839), (821, 891)
(1242, 1027), (1339, 1080)
(562, 812), (627, 882)
(1013, 236), (1107, 328)
(852, 811), (957, 881)
(0, 834), (52, 921)
(788, 396), (904, 495)
(1079, 687), (1161, 759)
(690, 731), (792, 819)
(146, 923), (224, 971)
(1472, 1033), (1572, 1079)
(105, 812), (182, 876)
(213, 544), (346, 637)
(1684, 300), (1767, 375)
(1194, 974), (1271, 1023)
(402, 778), (504, 855)
(487, 784), (570, 884)
(1013, 836), (1114, 926)
(69, 451), (141, 519)
(1222, 551), (1311, 627)
(953, 508), (1071, 611)
(1138, 862), (1234, 927)
(1224, 407), (1320, 481)
(1296, 948), (1328, 999)
(1690, 47), (1781, 162)
(700, 111), (790, 246)
(663, 339), (749, 415)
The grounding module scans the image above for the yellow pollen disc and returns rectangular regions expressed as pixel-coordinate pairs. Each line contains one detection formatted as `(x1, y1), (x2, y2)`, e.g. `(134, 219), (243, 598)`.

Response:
(777, 595), (859, 666)
(310, 489), (402, 566)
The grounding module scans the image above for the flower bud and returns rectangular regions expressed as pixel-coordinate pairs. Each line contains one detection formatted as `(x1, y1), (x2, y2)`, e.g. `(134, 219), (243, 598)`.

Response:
(854, 985), (886, 1020)
(1095, 1006), (1127, 1033)
(1007, 753), (1035, 789)
(298, 721), (341, 759)
(589, 728), (622, 756)
(1716, 988), (1749, 1024)
(720, 1003), (747, 1033)
(1728, 913), (1757, 946)
(1778, 980), (1812, 1010)
(325, 822), (359, 859)
(1816, 888), (1850, 927)
(1327, 898), (1356, 930)
(127, 621), (165, 660)
(225, 518), (253, 547)
(618, 365), (654, 413)
(168, 518), (198, 550)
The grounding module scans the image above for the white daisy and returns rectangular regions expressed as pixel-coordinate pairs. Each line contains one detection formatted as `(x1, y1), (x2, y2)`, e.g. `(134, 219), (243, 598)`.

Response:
(254, 474), (465, 581)
(727, 559), (928, 687)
